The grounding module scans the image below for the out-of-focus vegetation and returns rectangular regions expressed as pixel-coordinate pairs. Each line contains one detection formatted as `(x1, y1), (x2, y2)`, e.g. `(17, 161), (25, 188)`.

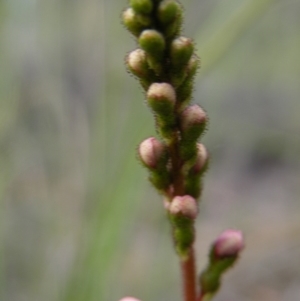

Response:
(1, 1), (300, 301)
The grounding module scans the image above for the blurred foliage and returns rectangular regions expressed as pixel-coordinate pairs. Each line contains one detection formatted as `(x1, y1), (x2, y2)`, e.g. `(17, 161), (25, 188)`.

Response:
(1, 1), (300, 301)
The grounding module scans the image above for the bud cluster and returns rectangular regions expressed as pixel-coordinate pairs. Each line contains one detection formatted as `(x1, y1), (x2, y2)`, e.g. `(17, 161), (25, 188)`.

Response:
(124, 0), (208, 195)
(123, 1), (244, 299)
(123, 0), (208, 257)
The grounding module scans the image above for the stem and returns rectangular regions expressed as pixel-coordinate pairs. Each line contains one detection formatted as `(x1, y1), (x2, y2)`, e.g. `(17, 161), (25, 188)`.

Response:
(169, 136), (184, 196)
(181, 247), (197, 301)
(196, 292), (204, 301)
(169, 116), (197, 301)
(197, 292), (212, 301)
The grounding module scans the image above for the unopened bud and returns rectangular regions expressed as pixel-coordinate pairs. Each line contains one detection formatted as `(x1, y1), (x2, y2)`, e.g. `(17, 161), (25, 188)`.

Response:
(186, 54), (200, 79)
(158, 0), (182, 24)
(180, 104), (207, 129)
(127, 49), (149, 78)
(130, 0), (153, 14)
(180, 104), (207, 140)
(193, 143), (208, 173)
(122, 8), (151, 37)
(214, 230), (244, 258)
(119, 297), (142, 301)
(139, 29), (166, 60)
(138, 137), (166, 169)
(169, 195), (198, 219)
(170, 36), (194, 69)
(176, 79), (193, 106)
(147, 83), (176, 115)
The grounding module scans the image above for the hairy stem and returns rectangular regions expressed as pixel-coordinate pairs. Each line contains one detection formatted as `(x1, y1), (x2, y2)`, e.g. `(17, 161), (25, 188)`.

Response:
(169, 129), (196, 301)
(169, 134), (184, 196)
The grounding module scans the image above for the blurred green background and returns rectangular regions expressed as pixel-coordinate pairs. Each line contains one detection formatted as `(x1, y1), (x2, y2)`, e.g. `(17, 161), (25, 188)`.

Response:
(1, 0), (300, 300)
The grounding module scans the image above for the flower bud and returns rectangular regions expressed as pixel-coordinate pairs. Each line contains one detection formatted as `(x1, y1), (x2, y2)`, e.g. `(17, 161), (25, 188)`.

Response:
(193, 143), (208, 173)
(138, 137), (166, 169)
(139, 29), (166, 60)
(130, 0), (153, 14)
(176, 79), (193, 105)
(158, 0), (182, 24)
(126, 49), (149, 78)
(186, 54), (200, 80)
(169, 195), (198, 219)
(170, 36), (194, 69)
(147, 83), (176, 115)
(180, 104), (207, 130)
(200, 230), (244, 295)
(122, 8), (151, 37)
(119, 297), (142, 301)
(214, 230), (244, 258)
(180, 104), (207, 140)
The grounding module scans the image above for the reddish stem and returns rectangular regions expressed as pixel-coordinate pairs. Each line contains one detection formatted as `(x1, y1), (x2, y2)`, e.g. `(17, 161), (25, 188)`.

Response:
(168, 106), (197, 301)
(181, 247), (197, 301)
(196, 292), (204, 301)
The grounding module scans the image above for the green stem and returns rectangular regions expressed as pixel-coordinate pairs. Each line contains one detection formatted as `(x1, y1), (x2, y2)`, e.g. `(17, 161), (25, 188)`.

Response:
(169, 135), (184, 196)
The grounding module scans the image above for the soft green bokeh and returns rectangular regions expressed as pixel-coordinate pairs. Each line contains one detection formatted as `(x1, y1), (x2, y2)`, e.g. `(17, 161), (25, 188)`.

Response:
(1, 1), (300, 301)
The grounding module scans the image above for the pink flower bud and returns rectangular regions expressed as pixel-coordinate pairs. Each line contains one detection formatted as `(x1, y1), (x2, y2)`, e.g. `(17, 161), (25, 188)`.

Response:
(186, 54), (200, 79)
(147, 83), (176, 118)
(119, 297), (142, 301)
(122, 8), (151, 37)
(170, 36), (194, 68)
(180, 104), (207, 133)
(169, 195), (198, 219)
(214, 230), (244, 257)
(147, 82), (176, 105)
(138, 137), (166, 169)
(127, 49), (148, 78)
(193, 143), (208, 173)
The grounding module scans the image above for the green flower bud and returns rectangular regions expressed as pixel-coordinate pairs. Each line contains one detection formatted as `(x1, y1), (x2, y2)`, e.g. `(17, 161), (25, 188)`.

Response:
(147, 83), (177, 139)
(176, 78), (193, 106)
(186, 54), (200, 80)
(164, 20), (182, 39)
(122, 8), (151, 37)
(170, 36), (194, 69)
(139, 137), (171, 191)
(126, 49), (148, 77)
(180, 104), (207, 141)
(130, 0), (153, 14)
(147, 83), (176, 115)
(139, 29), (166, 61)
(126, 48), (156, 82)
(158, 0), (182, 24)
(184, 144), (208, 198)
(193, 143), (209, 173)
(169, 195), (197, 257)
